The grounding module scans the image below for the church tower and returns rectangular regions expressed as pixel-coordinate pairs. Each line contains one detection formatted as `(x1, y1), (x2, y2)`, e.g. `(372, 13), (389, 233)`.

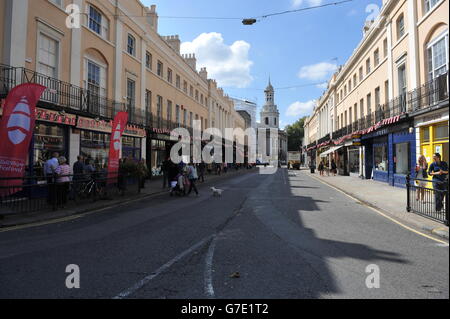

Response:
(260, 78), (280, 129)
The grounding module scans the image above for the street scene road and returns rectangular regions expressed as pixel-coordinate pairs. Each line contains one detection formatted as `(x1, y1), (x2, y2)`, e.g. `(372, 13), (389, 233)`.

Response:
(0, 168), (448, 299)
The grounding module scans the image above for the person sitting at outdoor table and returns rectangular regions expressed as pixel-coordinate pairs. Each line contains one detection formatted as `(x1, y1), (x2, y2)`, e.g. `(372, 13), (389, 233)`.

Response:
(428, 153), (448, 212)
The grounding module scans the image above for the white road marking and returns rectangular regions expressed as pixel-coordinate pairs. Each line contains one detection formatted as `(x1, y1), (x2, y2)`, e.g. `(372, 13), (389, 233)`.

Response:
(204, 235), (218, 298)
(113, 235), (213, 299)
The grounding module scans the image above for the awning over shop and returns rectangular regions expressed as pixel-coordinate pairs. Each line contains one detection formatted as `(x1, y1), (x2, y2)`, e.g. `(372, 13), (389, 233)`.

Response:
(320, 145), (343, 157)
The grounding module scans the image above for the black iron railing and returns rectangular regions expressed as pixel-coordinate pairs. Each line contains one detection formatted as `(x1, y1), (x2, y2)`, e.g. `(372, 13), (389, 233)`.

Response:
(408, 72), (449, 113)
(406, 175), (449, 226)
(0, 172), (140, 215)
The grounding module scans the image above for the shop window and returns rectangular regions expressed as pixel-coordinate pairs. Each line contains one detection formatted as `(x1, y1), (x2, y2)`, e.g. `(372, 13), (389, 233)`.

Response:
(422, 127), (430, 142)
(394, 142), (409, 175)
(33, 123), (66, 178)
(374, 145), (388, 172)
(435, 124), (449, 140)
(80, 130), (110, 170)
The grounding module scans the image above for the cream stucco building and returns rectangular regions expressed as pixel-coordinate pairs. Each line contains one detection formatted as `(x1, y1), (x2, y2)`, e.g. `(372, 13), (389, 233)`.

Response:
(304, 0), (448, 187)
(0, 0), (247, 177)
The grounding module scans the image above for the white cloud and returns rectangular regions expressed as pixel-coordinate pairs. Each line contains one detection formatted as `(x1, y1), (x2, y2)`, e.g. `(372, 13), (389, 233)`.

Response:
(286, 100), (316, 117)
(298, 62), (338, 81)
(291, 0), (323, 8)
(181, 32), (254, 88)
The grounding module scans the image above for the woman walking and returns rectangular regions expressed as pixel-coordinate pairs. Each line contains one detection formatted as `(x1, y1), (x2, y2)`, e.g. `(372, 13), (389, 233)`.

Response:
(415, 155), (428, 202)
(331, 159), (337, 176)
(318, 161), (325, 176)
(186, 162), (199, 196)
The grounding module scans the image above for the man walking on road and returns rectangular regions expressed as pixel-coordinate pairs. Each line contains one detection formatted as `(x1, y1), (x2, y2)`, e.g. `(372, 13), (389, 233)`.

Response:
(428, 153), (448, 212)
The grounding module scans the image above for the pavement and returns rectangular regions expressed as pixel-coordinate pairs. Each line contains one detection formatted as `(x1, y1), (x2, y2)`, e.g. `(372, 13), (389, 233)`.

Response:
(305, 169), (449, 240)
(0, 168), (254, 229)
(0, 167), (448, 299)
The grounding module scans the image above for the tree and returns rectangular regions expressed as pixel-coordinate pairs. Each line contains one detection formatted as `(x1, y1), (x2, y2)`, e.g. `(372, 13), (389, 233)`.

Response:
(286, 117), (307, 151)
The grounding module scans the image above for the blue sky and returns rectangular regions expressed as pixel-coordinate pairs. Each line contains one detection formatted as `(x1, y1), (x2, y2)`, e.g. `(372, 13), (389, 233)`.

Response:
(142, 0), (382, 128)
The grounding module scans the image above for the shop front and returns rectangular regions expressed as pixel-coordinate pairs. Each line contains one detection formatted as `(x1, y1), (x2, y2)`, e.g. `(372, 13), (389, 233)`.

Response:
(76, 116), (146, 170)
(31, 108), (77, 178)
(415, 109), (449, 165)
(362, 119), (416, 188)
(146, 128), (179, 178)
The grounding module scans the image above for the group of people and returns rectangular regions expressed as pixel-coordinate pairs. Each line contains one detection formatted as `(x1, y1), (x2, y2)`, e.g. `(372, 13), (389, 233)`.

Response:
(414, 152), (448, 212)
(160, 158), (200, 197)
(317, 159), (338, 177)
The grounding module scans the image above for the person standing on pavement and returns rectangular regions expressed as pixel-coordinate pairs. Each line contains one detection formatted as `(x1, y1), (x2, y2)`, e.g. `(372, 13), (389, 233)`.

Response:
(137, 159), (148, 189)
(162, 157), (171, 189)
(198, 160), (206, 183)
(72, 155), (85, 199)
(44, 152), (59, 205)
(55, 156), (71, 208)
(428, 153), (448, 212)
(186, 162), (199, 196)
(415, 155), (428, 202)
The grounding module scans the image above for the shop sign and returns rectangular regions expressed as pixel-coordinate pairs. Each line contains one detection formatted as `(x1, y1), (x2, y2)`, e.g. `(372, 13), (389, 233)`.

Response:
(36, 108), (77, 126)
(77, 116), (146, 137)
(352, 134), (362, 146)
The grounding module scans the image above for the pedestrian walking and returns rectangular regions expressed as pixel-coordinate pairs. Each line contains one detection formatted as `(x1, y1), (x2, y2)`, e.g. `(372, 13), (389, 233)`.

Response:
(137, 159), (148, 189)
(331, 159), (337, 176)
(198, 161), (206, 183)
(55, 156), (71, 208)
(415, 155), (429, 202)
(318, 161), (325, 176)
(186, 162), (199, 196)
(428, 153), (448, 212)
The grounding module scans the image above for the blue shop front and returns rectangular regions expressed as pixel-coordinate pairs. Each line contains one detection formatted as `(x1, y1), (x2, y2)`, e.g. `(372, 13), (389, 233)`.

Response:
(362, 118), (416, 188)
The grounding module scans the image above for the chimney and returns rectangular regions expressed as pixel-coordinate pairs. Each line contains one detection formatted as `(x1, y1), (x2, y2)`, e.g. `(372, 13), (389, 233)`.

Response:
(363, 20), (374, 36)
(182, 53), (197, 71)
(146, 5), (158, 32)
(199, 67), (208, 81)
(163, 35), (181, 54)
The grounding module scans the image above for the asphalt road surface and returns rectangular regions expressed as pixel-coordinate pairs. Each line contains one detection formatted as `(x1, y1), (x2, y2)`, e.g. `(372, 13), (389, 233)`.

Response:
(0, 168), (448, 299)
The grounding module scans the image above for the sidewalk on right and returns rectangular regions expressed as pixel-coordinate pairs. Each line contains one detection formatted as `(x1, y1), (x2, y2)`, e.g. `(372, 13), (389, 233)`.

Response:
(303, 170), (449, 241)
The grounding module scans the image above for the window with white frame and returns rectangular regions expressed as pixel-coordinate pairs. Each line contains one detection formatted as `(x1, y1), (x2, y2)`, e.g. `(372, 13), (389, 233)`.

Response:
(427, 32), (448, 80)
(167, 68), (173, 83)
(425, 0), (441, 13)
(374, 49), (380, 67)
(366, 58), (371, 75)
(84, 59), (107, 98)
(156, 95), (162, 119)
(127, 79), (136, 112)
(127, 34), (136, 56)
(38, 33), (59, 78)
(167, 100), (172, 121)
(176, 75), (181, 89)
(145, 52), (152, 70)
(88, 5), (108, 39)
(157, 61), (163, 77)
(398, 63), (407, 95)
(396, 14), (405, 40)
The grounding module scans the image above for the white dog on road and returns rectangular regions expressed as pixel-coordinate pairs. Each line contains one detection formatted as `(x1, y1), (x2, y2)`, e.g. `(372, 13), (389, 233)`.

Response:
(211, 187), (223, 197)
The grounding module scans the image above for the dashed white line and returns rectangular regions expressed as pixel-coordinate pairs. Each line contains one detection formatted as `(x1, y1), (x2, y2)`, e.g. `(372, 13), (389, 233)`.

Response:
(204, 235), (218, 298)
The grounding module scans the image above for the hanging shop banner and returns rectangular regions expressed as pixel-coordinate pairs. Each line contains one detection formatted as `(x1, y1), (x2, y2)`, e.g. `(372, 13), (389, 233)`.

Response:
(107, 112), (128, 184)
(0, 84), (46, 196)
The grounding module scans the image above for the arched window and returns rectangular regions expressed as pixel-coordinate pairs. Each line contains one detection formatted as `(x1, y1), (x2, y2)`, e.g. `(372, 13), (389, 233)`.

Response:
(426, 31), (448, 80)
